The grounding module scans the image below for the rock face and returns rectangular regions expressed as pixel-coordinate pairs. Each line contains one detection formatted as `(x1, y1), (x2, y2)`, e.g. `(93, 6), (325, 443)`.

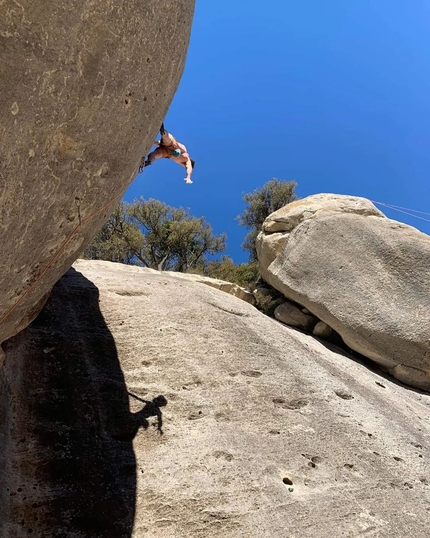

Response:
(257, 194), (430, 390)
(162, 270), (256, 305)
(313, 321), (333, 339)
(74, 261), (256, 305)
(256, 193), (384, 270)
(0, 0), (195, 343)
(1, 260), (429, 537)
(274, 300), (317, 330)
(263, 193), (385, 233)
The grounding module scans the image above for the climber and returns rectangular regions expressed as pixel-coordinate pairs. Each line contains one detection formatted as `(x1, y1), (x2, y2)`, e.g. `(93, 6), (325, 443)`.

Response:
(139, 123), (195, 184)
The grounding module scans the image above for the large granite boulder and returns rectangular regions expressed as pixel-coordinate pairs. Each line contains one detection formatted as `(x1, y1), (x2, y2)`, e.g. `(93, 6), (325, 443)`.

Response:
(1, 260), (429, 536)
(257, 193), (385, 270)
(257, 194), (430, 390)
(0, 0), (195, 343)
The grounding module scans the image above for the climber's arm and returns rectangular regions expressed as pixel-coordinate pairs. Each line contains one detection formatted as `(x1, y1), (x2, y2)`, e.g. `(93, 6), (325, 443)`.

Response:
(184, 157), (193, 184)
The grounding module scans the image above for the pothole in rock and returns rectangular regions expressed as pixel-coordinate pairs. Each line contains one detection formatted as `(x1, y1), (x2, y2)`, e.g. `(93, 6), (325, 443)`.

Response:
(273, 397), (308, 410)
(335, 390), (354, 400)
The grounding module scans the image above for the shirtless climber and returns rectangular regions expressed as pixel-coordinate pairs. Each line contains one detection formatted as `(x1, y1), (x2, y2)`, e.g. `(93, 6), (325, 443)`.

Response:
(139, 123), (195, 184)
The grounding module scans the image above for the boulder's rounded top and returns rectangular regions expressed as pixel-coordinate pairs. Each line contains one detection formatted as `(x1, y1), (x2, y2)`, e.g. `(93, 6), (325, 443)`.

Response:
(262, 193), (385, 233)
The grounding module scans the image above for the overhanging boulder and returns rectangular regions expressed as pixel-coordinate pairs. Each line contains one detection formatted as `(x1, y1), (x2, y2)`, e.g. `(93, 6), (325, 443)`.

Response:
(0, 0), (195, 342)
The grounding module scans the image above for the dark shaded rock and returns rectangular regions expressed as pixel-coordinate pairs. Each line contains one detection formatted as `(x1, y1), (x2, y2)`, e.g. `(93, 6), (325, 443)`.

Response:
(0, 269), (147, 537)
(274, 300), (317, 331)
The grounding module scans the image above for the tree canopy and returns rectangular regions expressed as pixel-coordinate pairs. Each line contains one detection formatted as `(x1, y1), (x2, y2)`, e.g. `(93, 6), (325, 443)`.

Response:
(197, 256), (259, 289)
(84, 178), (299, 289)
(237, 178), (298, 261)
(83, 198), (226, 272)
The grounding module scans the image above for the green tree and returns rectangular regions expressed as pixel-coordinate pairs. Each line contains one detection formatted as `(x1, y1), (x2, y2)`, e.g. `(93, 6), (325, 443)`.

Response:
(237, 178), (298, 261)
(83, 202), (142, 264)
(200, 256), (259, 290)
(83, 198), (226, 272)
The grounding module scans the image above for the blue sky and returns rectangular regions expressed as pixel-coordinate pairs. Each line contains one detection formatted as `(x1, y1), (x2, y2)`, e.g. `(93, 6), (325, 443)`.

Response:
(125, 0), (430, 263)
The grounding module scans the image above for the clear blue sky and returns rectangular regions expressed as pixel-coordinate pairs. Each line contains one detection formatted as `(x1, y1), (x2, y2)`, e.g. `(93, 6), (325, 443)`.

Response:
(125, 0), (430, 263)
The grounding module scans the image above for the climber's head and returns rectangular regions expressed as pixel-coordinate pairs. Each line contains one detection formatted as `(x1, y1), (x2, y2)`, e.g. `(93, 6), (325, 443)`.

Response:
(153, 395), (168, 407)
(172, 148), (182, 158)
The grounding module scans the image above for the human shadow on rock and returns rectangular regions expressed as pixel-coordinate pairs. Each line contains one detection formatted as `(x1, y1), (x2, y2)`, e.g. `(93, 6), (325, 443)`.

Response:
(125, 393), (168, 437)
(0, 268), (166, 537)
